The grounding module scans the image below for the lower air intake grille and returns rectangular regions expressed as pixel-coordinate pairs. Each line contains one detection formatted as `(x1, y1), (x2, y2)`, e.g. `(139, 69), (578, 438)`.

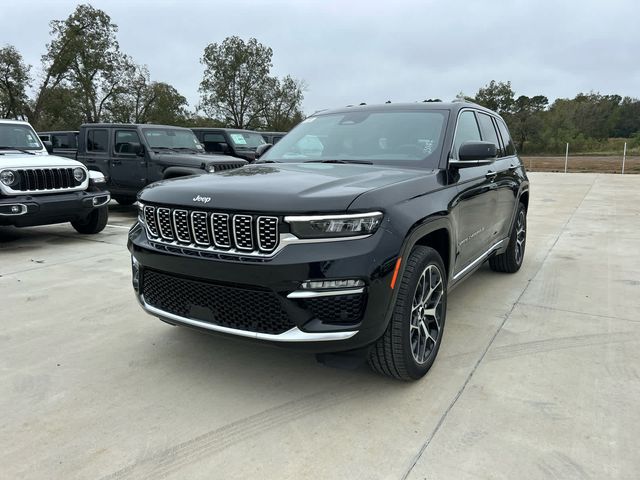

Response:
(142, 269), (295, 335)
(302, 294), (367, 324)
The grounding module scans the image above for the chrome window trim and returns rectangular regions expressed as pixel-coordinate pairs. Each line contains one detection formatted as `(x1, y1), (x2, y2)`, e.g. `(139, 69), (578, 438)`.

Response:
(232, 214), (254, 251)
(256, 215), (279, 252)
(287, 287), (365, 299)
(140, 296), (358, 342)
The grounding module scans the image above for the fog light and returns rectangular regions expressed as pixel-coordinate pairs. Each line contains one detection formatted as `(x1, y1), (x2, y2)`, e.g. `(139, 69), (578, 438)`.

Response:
(11, 205), (20, 213)
(301, 279), (365, 290)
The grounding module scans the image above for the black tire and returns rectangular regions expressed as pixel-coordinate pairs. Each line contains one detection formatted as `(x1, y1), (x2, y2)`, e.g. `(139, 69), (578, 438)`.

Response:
(489, 202), (527, 273)
(113, 196), (136, 206)
(368, 246), (447, 381)
(71, 207), (108, 234)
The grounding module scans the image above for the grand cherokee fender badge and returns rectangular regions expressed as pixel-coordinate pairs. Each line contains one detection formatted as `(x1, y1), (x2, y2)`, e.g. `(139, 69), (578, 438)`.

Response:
(193, 195), (211, 204)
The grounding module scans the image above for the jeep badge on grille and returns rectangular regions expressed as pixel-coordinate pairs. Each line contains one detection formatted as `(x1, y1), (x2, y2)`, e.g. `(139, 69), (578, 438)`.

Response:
(193, 195), (211, 204)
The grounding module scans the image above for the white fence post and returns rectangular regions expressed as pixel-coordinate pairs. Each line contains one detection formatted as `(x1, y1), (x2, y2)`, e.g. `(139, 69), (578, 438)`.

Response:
(564, 143), (569, 173)
(622, 142), (627, 175)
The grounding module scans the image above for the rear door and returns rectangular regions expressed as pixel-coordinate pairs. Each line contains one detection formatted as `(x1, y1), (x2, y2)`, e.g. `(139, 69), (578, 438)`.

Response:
(450, 110), (498, 277)
(493, 118), (520, 239)
(110, 129), (147, 192)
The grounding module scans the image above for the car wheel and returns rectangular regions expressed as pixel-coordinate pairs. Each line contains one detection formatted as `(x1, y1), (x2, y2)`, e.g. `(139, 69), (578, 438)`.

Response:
(71, 207), (108, 234)
(113, 196), (136, 206)
(368, 246), (447, 381)
(489, 202), (527, 273)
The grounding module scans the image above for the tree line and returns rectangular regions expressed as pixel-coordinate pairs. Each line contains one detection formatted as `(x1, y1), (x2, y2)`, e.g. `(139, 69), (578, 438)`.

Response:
(0, 4), (305, 132)
(465, 81), (640, 154)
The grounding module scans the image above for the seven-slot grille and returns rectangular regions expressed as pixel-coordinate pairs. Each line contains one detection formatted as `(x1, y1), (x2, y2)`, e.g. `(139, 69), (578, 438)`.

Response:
(15, 167), (80, 192)
(142, 205), (279, 254)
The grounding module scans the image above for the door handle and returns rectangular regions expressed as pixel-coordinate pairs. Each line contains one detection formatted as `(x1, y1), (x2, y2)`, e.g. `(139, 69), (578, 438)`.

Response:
(485, 170), (497, 180)
(509, 163), (518, 170)
(85, 158), (95, 163)
(112, 159), (121, 165)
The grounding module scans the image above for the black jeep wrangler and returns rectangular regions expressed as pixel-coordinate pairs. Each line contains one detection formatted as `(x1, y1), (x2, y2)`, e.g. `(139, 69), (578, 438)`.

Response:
(128, 102), (529, 381)
(76, 124), (247, 205)
(191, 128), (267, 162)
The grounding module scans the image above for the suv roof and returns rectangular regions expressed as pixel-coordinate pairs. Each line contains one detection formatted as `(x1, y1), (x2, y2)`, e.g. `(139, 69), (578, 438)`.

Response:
(191, 127), (261, 133)
(80, 123), (193, 130)
(316, 101), (497, 117)
(0, 119), (30, 125)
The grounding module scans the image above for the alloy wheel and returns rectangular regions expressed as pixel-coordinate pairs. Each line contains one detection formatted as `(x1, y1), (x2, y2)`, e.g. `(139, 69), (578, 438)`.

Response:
(515, 210), (526, 265)
(410, 264), (444, 364)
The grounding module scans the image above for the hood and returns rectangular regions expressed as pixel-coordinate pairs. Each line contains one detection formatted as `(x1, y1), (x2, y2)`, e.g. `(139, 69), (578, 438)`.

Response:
(150, 152), (244, 167)
(139, 162), (428, 213)
(0, 153), (84, 169)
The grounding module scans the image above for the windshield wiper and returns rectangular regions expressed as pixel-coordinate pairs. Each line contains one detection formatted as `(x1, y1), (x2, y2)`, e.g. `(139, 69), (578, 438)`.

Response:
(255, 160), (279, 164)
(172, 147), (200, 153)
(151, 146), (179, 153)
(0, 146), (35, 155)
(305, 159), (373, 165)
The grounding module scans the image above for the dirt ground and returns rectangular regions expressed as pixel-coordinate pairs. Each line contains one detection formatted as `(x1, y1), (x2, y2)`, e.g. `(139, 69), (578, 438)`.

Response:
(522, 155), (639, 174)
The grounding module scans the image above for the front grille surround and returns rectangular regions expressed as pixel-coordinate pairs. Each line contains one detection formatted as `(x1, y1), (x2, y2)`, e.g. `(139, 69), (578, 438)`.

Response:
(141, 204), (280, 256)
(1, 167), (88, 194)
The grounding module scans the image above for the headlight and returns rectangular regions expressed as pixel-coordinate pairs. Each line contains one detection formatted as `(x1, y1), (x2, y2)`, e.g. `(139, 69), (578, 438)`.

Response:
(285, 212), (383, 239)
(206, 164), (217, 173)
(0, 169), (19, 187)
(73, 167), (86, 182)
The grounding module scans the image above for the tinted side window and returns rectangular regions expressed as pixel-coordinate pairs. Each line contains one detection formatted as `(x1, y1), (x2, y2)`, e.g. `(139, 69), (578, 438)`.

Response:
(203, 133), (225, 143)
(115, 130), (141, 154)
(453, 110), (481, 158)
(477, 113), (503, 157)
(87, 129), (108, 152)
(496, 119), (516, 156)
(51, 134), (75, 149)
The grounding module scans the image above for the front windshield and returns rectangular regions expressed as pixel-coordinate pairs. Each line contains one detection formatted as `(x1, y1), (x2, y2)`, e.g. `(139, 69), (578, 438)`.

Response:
(228, 132), (266, 149)
(0, 124), (43, 151)
(261, 109), (447, 166)
(142, 128), (204, 152)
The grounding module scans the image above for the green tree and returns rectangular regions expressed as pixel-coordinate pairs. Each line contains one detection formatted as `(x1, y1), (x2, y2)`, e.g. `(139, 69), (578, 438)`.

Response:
(473, 80), (515, 115)
(510, 95), (548, 152)
(0, 45), (31, 119)
(31, 4), (130, 127)
(199, 36), (305, 130)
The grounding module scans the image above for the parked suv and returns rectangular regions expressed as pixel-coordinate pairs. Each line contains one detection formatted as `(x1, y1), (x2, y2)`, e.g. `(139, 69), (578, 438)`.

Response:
(76, 124), (247, 205)
(129, 102), (529, 380)
(191, 128), (267, 162)
(259, 131), (287, 145)
(37, 130), (78, 159)
(1, 120), (110, 234)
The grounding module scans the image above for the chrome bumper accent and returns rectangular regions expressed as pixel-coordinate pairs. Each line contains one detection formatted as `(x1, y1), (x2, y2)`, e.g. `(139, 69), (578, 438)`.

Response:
(452, 238), (506, 281)
(139, 296), (358, 342)
(0, 203), (27, 216)
(287, 287), (365, 299)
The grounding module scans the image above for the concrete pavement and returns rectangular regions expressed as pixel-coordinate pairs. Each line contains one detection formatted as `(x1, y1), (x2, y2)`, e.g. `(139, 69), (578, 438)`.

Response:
(1, 173), (638, 479)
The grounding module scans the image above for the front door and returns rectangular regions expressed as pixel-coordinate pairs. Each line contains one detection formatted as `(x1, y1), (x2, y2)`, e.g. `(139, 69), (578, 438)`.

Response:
(110, 129), (147, 192)
(449, 110), (498, 278)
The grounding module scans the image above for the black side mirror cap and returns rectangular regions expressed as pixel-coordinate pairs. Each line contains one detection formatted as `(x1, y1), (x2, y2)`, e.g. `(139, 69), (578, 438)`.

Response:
(255, 143), (273, 159)
(451, 141), (497, 167)
(43, 140), (54, 154)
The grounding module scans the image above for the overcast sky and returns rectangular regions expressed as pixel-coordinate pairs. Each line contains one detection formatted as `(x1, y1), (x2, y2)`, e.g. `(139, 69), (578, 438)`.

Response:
(2, 0), (639, 114)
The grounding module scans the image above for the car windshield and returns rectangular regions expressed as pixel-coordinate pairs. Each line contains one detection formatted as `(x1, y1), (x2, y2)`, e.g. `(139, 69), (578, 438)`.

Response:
(142, 128), (204, 151)
(261, 109), (448, 166)
(228, 132), (266, 149)
(0, 124), (43, 151)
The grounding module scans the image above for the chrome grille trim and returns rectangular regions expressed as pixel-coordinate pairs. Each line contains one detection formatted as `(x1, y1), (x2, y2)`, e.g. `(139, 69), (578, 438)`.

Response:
(211, 213), (231, 248)
(140, 205), (281, 256)
(233, 215), (254, 250)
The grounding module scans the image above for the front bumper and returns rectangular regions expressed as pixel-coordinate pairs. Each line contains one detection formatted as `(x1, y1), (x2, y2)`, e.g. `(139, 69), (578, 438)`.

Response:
(128, 222), (402, 353)
(0, 189), (110, 227)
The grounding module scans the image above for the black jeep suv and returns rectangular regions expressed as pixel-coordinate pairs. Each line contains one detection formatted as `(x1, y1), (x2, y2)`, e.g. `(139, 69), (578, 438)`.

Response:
(128, 102), (529, 381)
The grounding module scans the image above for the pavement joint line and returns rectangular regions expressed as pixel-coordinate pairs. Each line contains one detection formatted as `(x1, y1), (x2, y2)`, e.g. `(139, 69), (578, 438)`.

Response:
(400, 174), (599, 480)
(1, 250), (119, 276)
(517, 301), (640, 324)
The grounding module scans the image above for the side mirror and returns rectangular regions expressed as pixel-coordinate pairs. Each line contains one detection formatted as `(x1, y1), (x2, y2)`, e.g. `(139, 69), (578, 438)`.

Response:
(43, 140), (54, 154)
(451, 141), (497, 167)
(134, 143), (145, 156)
(255, 143), (273, 159)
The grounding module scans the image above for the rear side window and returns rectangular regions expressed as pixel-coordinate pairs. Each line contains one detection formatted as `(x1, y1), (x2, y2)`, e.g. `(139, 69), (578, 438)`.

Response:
(87, 129), (108, 152)
(496, 119), (516, 156)
(476, 113), (503, 157)
(452, 110), (481, 158)
(52, 134), (76, 149)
